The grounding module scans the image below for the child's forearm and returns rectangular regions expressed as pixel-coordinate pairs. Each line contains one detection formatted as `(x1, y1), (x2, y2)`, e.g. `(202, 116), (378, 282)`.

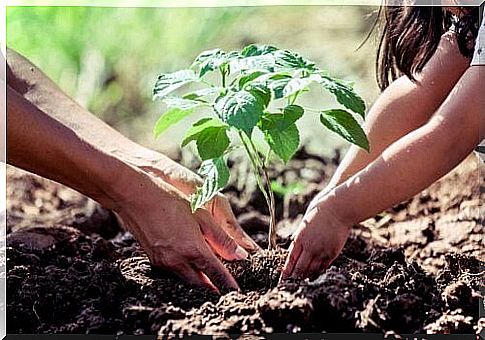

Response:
(324, 66), (483, 226)
(328, 31), (470, 190)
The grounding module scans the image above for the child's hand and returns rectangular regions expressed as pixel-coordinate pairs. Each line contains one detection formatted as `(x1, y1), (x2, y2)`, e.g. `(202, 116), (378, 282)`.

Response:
(280, 198), (351, 281)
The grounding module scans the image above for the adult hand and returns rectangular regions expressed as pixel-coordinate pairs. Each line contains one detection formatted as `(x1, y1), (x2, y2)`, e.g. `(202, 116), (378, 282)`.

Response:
(280, 197), (351, 281)
(6, 48), (258, 292)
(113, 165), (249, 293)
(119, 148), (260, 253)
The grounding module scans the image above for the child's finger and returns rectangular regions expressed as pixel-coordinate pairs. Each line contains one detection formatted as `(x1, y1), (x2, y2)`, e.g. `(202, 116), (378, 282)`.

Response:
(280, 241), (302, 282)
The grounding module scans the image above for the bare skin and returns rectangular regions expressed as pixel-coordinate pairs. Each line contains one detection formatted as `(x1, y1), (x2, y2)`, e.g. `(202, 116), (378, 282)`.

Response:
(6, 49), (260, 293)
(281, 32), (484, 280)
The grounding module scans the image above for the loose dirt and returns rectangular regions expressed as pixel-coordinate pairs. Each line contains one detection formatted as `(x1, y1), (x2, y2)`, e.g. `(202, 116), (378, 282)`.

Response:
(6, 148), (484, 336)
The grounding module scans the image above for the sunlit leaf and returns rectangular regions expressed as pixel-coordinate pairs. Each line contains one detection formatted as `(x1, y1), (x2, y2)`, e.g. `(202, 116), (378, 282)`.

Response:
(215, 90), (265, 136)
(258, 105), (304, 162)
(153, 98), (203, 137)
(153, 70), (198, 99)
(182, 118), (230, 160)
(191, 157), (230, 211)
(320, 109), (369, 151)
(318, 75), (366, 118)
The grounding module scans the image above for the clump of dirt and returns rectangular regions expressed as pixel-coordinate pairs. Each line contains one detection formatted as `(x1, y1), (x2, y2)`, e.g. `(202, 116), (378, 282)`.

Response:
(6, 149), (484, 336)
(160, 237), (454, 336)
(7, 226), (126, 333)
(225, 248), (287, 292)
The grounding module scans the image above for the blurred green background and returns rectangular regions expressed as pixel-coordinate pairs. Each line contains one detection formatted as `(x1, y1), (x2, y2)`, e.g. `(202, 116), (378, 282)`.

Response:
(6, 6), (380, 158)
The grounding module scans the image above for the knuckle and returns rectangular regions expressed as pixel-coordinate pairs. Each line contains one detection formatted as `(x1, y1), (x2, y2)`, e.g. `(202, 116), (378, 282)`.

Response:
(194, 255), (215, 271)
(181, 243), (204, 262)
(152, 253), (179, 269)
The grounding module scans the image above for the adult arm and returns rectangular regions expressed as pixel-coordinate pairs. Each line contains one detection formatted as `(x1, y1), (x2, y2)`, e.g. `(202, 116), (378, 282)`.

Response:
(6, 50), (256, 292)
(6, 48), (259, 252)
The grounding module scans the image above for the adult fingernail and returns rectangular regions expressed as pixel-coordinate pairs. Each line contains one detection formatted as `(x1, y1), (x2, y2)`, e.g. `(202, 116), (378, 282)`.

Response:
(242, 237), (258, 251)
(235, 245), (249, 260)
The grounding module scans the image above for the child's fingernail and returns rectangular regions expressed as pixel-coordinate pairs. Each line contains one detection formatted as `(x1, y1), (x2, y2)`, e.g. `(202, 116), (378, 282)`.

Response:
(235, 246), (249, 260)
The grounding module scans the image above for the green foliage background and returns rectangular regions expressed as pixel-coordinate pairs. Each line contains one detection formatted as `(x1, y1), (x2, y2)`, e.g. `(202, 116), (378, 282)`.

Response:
(6, 6), (380, 157)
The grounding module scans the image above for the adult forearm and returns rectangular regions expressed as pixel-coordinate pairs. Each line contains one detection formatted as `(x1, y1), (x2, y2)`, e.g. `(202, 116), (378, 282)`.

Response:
(6, 49), (159, 165)
(7, 85), (133, 210)
(6, 48), (199, 192)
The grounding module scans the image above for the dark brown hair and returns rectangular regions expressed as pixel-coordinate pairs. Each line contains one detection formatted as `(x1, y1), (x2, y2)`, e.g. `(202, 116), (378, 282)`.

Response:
(376, 5), (480, 91)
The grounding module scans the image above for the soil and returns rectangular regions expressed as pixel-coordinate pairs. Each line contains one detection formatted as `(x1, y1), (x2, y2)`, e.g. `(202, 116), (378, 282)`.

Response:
(6, 147), (484, 336)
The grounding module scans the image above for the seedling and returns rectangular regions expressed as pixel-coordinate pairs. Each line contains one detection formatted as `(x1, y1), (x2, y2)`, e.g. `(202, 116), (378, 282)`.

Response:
(153, 44), (369, 250)
(271, 181), (306, 220)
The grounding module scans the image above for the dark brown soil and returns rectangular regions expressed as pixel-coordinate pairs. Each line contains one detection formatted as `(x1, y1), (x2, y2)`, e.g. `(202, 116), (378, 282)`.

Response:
(6, 148), (484, 336)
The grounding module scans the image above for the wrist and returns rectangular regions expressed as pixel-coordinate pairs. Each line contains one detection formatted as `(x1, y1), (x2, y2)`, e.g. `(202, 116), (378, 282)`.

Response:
(314, 189), (356, 229)
(97, 148), (197, 213)
(77, 150), (142, 211)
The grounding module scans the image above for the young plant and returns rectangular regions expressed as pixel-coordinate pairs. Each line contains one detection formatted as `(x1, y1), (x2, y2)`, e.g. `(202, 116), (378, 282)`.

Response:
(153, 44), (369, 250)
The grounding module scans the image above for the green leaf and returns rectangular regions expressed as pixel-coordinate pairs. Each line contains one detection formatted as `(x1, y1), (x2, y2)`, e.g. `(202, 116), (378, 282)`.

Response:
(183, 87), (223, 102)
(320, 109), (369, 151)
(153, 98), (203, 137)
(273, 49), (317, 72)
(271, 181), (306, 197)
(192, 49), (240, 77)
(266, 74), (292, 99)
(182, 117), (227, 146)
(238, 70), (266, 89)
(319, 75), (366, 118)
(241, 44), (278, 57)
(258, 106), (304, 162)
(263, 123), (300, 163)
(182, 118), (230, 160)
(282, 104), (304, 123)
(215, 90), (265, 136)
(193, 49), (224, 65)
(282, 77), (314, 98)
(192, 49), (225, 77)
(153, 70), (198, 99)
(191, 157), (230, 211)
(163, 97), (203, 110)
(229, 55), (275, 73)
(248, 83), (272, 107)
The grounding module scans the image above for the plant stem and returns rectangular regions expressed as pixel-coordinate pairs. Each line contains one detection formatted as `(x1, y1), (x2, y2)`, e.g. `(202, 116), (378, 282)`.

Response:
(262, 167), (277, 250)
(238, 131), (277, 250)
(290, 90), (300, 105)
(246, 137), (277, 250)
(238, 132), (269, 202)
(221, 69), (227, 88)
(264, 147), (271, 168)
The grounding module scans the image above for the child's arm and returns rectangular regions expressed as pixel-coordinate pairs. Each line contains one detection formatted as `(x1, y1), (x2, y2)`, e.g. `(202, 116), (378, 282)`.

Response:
(282, 65), (484, 280)
(312, 32), (469, 207)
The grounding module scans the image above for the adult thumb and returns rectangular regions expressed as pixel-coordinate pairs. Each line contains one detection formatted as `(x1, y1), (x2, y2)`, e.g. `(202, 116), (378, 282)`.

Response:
(194, 209), (248, 261)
